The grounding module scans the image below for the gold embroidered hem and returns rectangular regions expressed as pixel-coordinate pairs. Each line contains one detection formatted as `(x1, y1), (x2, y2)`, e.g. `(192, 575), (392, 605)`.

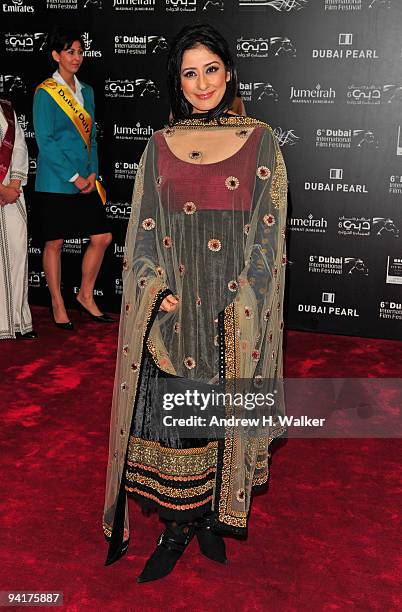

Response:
(124, 436), (218, 514)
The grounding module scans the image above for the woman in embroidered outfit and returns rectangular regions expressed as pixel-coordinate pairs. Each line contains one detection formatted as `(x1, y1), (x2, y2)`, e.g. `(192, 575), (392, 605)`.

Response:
(33, 28), (113, 330)
(0, 100), (37, 340)
(103, 24), (288, 582)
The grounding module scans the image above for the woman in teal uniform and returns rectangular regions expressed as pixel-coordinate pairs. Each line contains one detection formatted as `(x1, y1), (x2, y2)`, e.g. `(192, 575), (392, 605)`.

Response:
(33, 28), (113, 329)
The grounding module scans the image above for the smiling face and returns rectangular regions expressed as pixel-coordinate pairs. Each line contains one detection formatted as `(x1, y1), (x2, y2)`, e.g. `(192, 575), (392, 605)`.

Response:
(52, 40), (84, 78)
(180, 44), (230, 113)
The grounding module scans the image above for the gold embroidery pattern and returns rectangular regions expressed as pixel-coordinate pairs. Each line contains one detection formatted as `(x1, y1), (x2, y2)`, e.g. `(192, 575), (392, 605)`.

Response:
(127, 436), (218, 476)
(125, 488), (213, 511)
(126, 472), (214, 499)
(218, 303), (247, 529)
(127, 462), (216, 482)
(270, 147), (288, 209)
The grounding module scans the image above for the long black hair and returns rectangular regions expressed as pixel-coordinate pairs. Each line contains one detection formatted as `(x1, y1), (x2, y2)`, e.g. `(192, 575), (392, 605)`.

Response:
(48, 27), (84, 70)
(167, 24), (238, 122)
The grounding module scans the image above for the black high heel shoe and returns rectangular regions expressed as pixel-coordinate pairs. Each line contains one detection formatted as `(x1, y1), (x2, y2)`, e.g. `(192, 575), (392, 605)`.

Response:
(49, 306), (74, 331)
(76, 299), (115, 323)
(196, 514), (227, 564)
(137, 521), (195, 583)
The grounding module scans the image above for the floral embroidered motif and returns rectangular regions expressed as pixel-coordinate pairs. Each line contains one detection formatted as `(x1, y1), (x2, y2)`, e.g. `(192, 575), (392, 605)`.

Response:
(273, 267), (278, 278)
(281, 228), (286, 239)
(252, 350), (260, 361)
(228, 280), (238, 292)
(183, 201), (197, 215)
(253, 375), (263, 388)
(225, 176), (240, 190)
(155, 266), (164, 277)
(208, 238), (221, 252)
(121, 382), (127, 391)
(236, 129), (249, 139)
(122, 345), (129, 355)
(138, 277), (147, 288)
(236, 488), (245, 502)
(264, 309), (271, 321)
(263, 214), (275, 227)
(163, 236), (172, 248)
(174, 322), (181, 333)
(179, 264), (185, 276)
(184, 356), (196, 370)
(122, 258), (128, 271)
(244, 306), (253, 319)
(131, 362), (139, 372)
(282, 255), (287, 266)
(195, 296), (202, 307)
(125, 303), (131, 313)
(156, 176), (163, 187)
(257, 166), (271, 180)
(163, 127), (175, 137)
(244, 224), (250, 235)
(142, 218), (155, 230)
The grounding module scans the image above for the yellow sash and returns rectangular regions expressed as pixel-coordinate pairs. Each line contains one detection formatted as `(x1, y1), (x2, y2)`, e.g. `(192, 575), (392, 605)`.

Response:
(36, 78), (106, 204)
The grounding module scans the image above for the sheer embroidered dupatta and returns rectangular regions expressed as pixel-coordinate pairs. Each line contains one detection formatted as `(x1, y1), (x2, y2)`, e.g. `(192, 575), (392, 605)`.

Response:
(103, 117), (288, 561)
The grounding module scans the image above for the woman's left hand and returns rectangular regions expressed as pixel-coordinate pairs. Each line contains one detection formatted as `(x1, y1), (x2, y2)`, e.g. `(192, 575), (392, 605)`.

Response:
(80, 173), (97, 194)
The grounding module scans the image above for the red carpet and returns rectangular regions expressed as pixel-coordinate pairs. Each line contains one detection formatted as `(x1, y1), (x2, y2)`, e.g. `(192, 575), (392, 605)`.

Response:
(0, 306), (400, 611)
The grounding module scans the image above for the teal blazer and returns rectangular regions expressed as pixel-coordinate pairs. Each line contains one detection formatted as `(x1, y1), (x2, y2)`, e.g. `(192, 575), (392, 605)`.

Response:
(33, 81), (98, 194)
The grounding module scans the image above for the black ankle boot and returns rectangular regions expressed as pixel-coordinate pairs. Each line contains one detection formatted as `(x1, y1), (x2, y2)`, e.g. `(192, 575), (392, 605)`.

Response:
(137, 521), (195, 583)
(196, 514), (227, 564)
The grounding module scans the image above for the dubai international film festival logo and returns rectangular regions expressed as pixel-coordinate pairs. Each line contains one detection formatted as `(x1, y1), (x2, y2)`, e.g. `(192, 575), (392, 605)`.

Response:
(105, 78), (159, 99)
(308, 254), (369, 277)
(237, 36), (296, 58)
(2, 0), (35, 12)
(0, 74), (27, 94)
(239, 0), (308, 9)
(114, 160), (139, 180)
(106, 201), (132, 221)
(114, 35), (168, 56)
(379, 299), (402, 321)
(324, 0), (391, 10)
(337, 216), (400, 238)
(46, 0), (78, 8)
(315, 128), (379, 150)
(166, 0), (197, 12)
(347, 84), (402, 105)
(239, 81), (279, 102)
(4, 32), (48, 53)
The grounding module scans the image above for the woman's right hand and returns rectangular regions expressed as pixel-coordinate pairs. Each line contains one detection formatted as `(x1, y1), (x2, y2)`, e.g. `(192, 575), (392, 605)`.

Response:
(74, 175), (90, 192)
(159, 295), (179, 312)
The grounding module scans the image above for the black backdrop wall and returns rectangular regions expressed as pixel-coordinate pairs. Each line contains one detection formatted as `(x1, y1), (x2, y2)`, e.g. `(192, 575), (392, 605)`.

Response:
(1, 0), (401, 339)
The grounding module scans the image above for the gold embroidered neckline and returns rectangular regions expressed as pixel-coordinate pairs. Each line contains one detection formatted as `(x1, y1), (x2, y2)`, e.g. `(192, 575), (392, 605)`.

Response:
(170, 116), (271, 131)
